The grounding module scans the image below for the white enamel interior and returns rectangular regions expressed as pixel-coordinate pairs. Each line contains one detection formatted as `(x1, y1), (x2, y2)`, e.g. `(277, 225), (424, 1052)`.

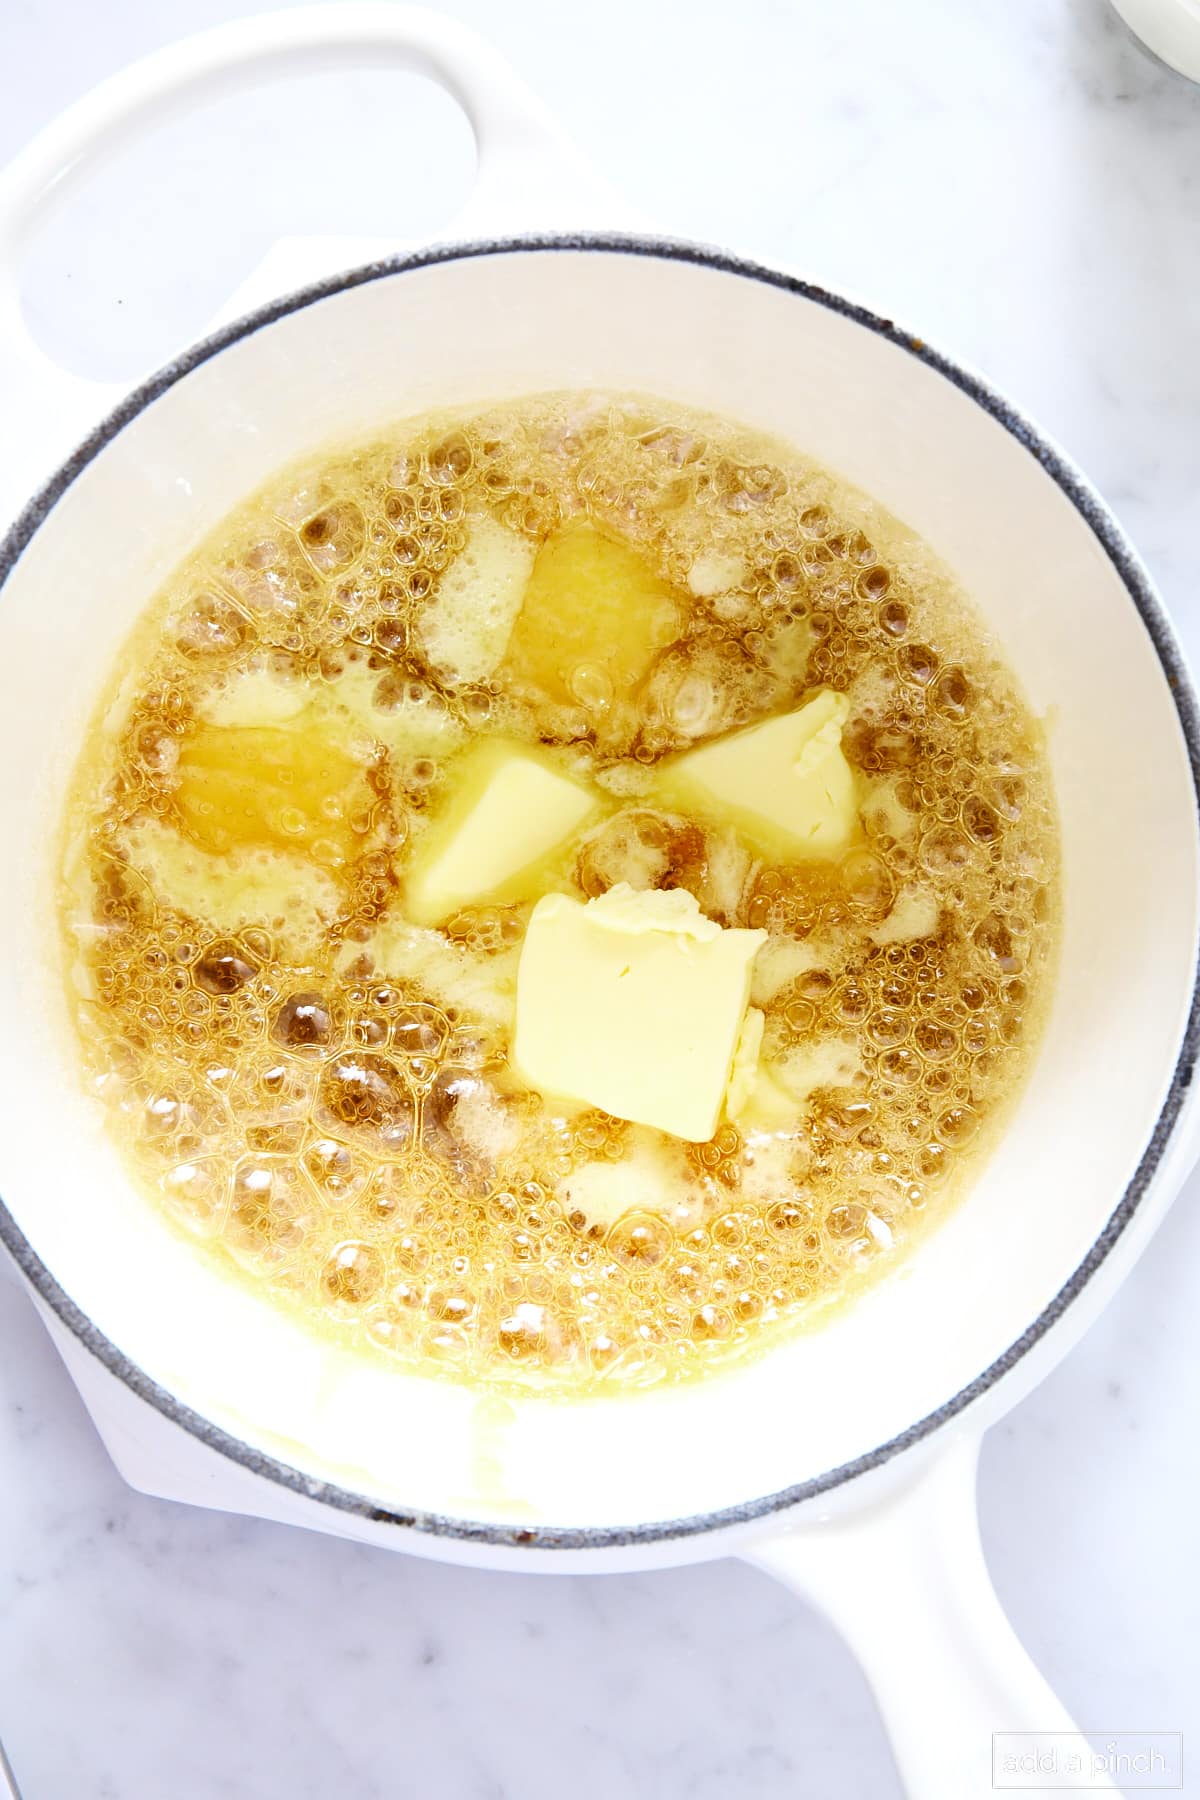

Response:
(0, 248), (1195, 1531)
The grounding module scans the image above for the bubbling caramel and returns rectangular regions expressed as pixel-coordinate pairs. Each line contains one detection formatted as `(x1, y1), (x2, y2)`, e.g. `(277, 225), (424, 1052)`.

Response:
(60, 392), (1058, 1393)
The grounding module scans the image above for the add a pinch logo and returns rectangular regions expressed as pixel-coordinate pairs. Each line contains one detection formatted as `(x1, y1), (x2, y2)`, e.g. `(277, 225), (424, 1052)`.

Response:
(992, 1732), (1183, 1790)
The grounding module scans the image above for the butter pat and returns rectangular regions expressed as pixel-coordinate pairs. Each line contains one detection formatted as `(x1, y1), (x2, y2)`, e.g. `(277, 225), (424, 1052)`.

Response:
(659, 689), (858, 858)
(502, 521), (680, 744)
(513, 884), (765, 1142)
(405, 740), (595, 926)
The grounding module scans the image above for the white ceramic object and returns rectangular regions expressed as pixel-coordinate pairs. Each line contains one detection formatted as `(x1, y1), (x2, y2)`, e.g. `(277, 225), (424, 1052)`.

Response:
(1111, 0), (1200, 81)
(1, 10), (1197, 1797)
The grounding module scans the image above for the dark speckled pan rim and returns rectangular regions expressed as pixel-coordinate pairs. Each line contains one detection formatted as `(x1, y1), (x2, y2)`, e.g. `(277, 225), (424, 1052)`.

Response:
(1, 233), (1197, 1553)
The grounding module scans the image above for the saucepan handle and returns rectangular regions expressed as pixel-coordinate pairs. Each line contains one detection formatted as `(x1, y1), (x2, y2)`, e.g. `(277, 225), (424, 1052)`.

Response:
(741, 1436), (1117, 1798)
(0, 1), (625, 524)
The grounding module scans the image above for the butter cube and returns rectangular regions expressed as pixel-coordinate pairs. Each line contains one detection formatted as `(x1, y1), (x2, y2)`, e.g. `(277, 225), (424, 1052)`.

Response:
(658, 689), (858, 859)
(513, 884), (765, 1142)
(405, 739), (596, 926)
(172, 718), (370, 868)
(502, 521), (680, 738)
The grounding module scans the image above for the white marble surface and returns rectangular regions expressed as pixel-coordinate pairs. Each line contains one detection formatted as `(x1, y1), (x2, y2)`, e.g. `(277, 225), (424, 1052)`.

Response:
(2, 1), (1199, 1794)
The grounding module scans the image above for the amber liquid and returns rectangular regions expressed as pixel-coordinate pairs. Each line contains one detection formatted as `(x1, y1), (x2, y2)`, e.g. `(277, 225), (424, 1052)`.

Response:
(60, 393), (1059, 1393)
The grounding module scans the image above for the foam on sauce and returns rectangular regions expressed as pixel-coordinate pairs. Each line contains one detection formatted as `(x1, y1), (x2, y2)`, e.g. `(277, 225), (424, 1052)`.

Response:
(59, 392), (1059, 1393)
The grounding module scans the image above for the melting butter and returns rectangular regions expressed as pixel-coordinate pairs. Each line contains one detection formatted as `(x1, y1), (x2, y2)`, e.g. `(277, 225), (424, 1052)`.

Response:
(658, 689), (858, 858)
(513, 884), (764, 1143)
(404, 739), (597, 926)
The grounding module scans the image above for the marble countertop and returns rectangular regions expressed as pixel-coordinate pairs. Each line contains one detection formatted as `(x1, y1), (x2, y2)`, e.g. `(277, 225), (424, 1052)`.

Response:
(2, 0), (1199, 1794)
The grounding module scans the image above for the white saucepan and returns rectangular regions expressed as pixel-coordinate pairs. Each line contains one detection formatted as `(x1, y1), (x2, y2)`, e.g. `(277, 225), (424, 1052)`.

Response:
(1, 10), (1196, 1797)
